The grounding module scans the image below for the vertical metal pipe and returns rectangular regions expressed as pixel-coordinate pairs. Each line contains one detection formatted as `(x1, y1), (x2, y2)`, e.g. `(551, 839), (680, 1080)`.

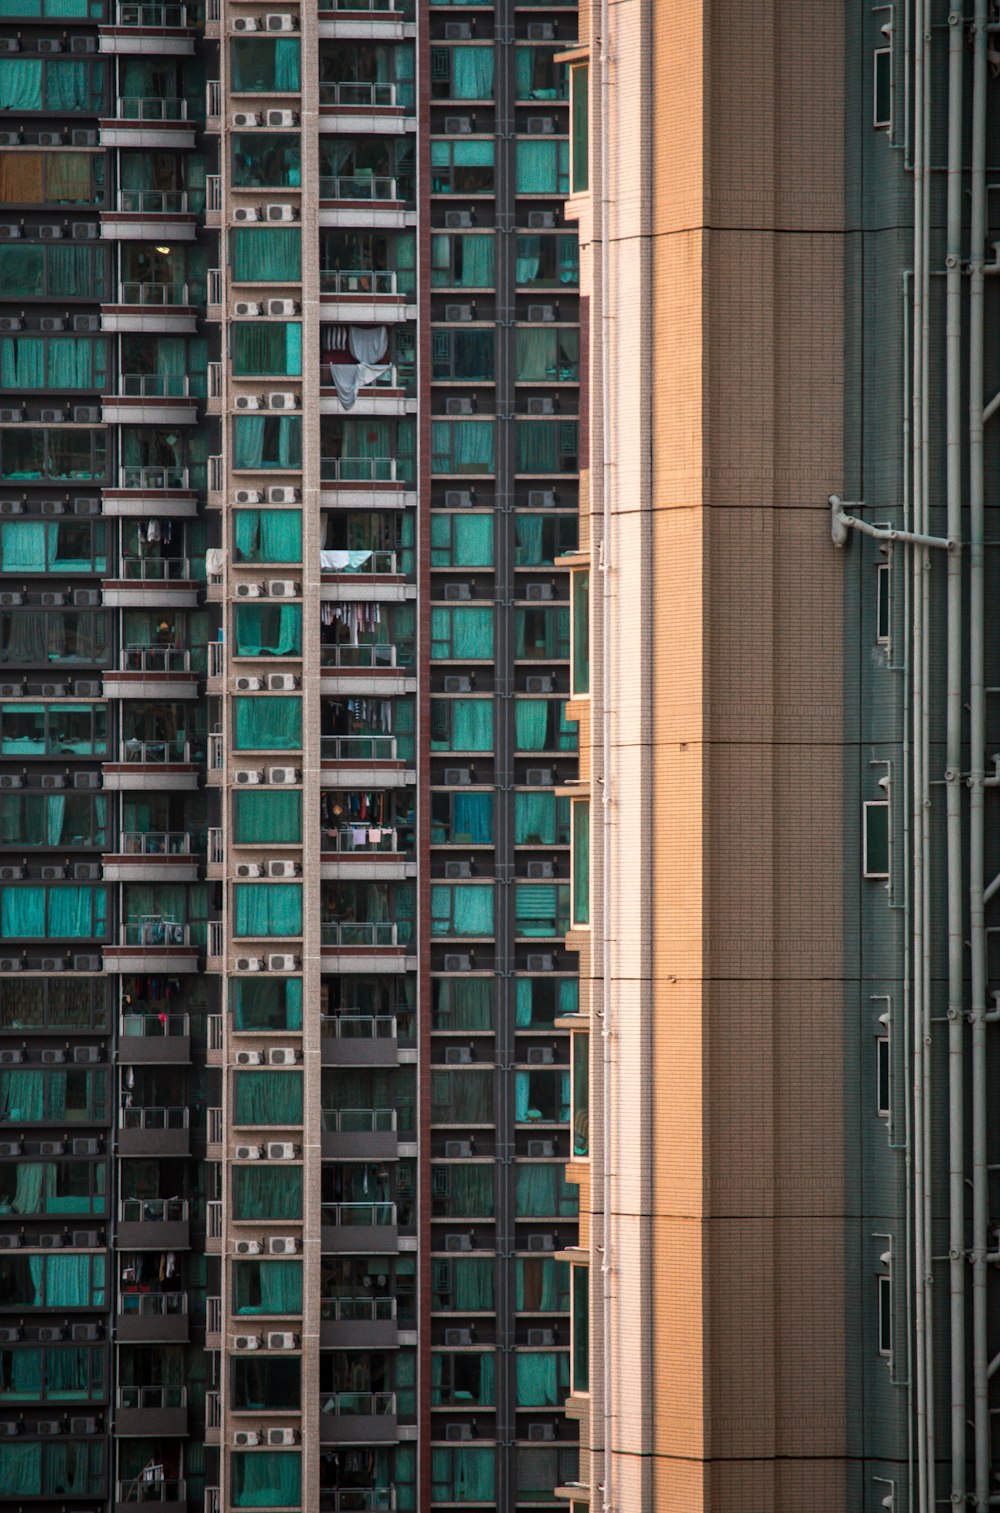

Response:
(970, 2), (990, 1504)
(944, 7), (966, 1502)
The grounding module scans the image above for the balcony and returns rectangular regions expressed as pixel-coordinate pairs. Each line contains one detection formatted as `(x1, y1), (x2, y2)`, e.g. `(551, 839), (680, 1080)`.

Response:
(103, 556), (200, 610)
(118, 1011), (192, 1064)
(102, 465), (198, 520)
(206, 1198), (222, 1253)
(320, 1491), (397, 1513)
(320, 268), (415, 323)
(117, 1197), (190, 1251)
(103, 282), (197, 337)
(206, 1293), (222, 1347)
(320, 642), (414, 699)
(322, 1106), (398, 1160)
(120, 1103), (191, 1157)
(321, 548), (404, 577)
(117, 1385), (188, 1437)
(317, 0), (414, 42)
(117, 1289), (190, 1344)
(320, 1294), (398, 1349)
(101, 0), (198, 56)
(104, 646), (199, 701)
(101, 96), (197, 149)
(321, 921), (399, 949)
(320, 1390), (398, 1445)
(321, 1199), (398, 1254)
(102, 374), (199, 427)
(104, 832), (200, 883)
(103, 738), (203, 794)
(103, 190), (198, 242)
(104, 919), (200, 974)
(321, 365), (413, 418)
(319, 177), (414, 232)
(321, 825), (413, 884)
(321, 1013), (400, 1066)
(206, 1104), (222, 1155)
(115, 1478), (188, 1513)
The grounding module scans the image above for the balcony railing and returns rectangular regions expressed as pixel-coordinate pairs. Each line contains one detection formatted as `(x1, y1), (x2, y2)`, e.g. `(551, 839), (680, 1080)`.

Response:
(120, 645), (192, 673)
(207, 641), (224, 678)
(321, 1391), (395, 1416)
(120, 919), (191, 947)
(118, 373), (192, 398)
(321, 1107), (397, 1134)
(320, 175), (406, 202)
(320, 1013), (397, 1040)
(322, 826), (405, 854)
(118, 1290), (188, 1317)
(325, 365), (404, 395)
(320, 643), (410, 670)
(208, 267), (222, 304)
(321, 269), (398, 296)
(321, 1492), (396, 1513)
(321, 549), (399, 574)
(321, 456), (397, 483)
(207, 80), (221, 117)
(322, 1200), (396, 1227)
(121, 1104), (190, 1132)
(205, 1388), (221, 1428)
(207, 1107), (222, 1144)
(207, 1199), (222, 1238)
(118, 189), (190, 214)
(317, 0), (411, 13)
(115, 0), (191, 24)
(118, 281), (189, 307)
(119, 464), (190, 489)
(321, 921), (399, 948)
(120, 1197), (189, 1223)
(120, 556), (192, 581)
(321, 735), (397, 761)
(208, 1013), (223, 1051)
(119, 831), (193, 855)
(117, 96), (188, 120)
(120, 738), (194, 765)
(119, 1385), (187, 1410)
(321, 1294), (396, 1322)
(207, 1294), (222, 1334)
(121, 1012), (190, 1038)
(319, 81), (398, 108)
(208, 919), (223, 959)
(117, 1479), (188, 1506)
(205, 1489), (220, 1513)
(206, 174), (221, 211)
(208, 360), (222, 398)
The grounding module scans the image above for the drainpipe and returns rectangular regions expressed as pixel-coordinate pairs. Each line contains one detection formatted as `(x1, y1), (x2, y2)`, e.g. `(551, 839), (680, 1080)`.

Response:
(944, 6), (965, 1502)
(970, 2), (990, 1506)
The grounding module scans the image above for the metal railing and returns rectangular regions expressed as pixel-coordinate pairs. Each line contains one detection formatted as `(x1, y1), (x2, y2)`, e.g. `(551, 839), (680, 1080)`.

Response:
(207, 268), (222, 304)
(120, 738), (192, 765)
(117, 96), (188, 120)
(206, 81), (221, 118)
(321, 1294), (396, 1322)
(321, 268), (398, 296)
(207, 1199), (222, 1238)
(207, 1107), (222, 1144)
(121, 1104), (190, 1131)
(321, 1390), (396, 1416)
(116, 0), (191, 24)
(207, 1014), (223, 1051)
(120, 1197), (189, 1223)
(320, 1013), (397, 1040)
(208, 732), (224, 770)
(120, 1012), (190, 1038)
(208, 919), (223, 959)
(206, 175), (221, 211)
(119, 1385), (187, 1410)
(325, 364), (401, 393)
(321, 456), (398, 483)
(118, 189), (189, 214)
(318, 0), (411, 13)
(120, 556), (192, 581)
(117, 1478), (188, 1506)
(320, 643), (410, 669)
(208, 360), (222, 398)
(319, 81), (398, 108)
(320, 735), (397, 761)
(118, 464), (189, 490)
(321, 920), (399, 947)
(207, 827), (223, 864)
(321, 1491), (396, 1513)
(120, 919), (191, 947)
(207, 1294), (222, 1333)
(118, 281), (189, 307)
(205, 1388), (221, 1428)
(118, 373), (191, 399)
(319, 175), (405, 202)
(119, 831), (192, 856)
(207, 641), (224, 678)
(321, 1107), (397, 1134)
(321, 549), (399, 574)
(321, 1200), (396, 1227)
(322, 826), (406, 854)
(120, 645), (192, 674)
(117, 1290), (188, 1317)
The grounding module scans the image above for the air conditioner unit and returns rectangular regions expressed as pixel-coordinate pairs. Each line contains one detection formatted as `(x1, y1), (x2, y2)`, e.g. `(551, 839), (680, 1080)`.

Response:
(443, 581), (471, 600)
(0, 776), (22, 790)
(445, 1045), (471, 1063)
(267, 299), (299, 317)
(72, 1139), (100, 1156)
(72, 221), (98, 239)
(232, 111), (262, 129)
(527, 21), (555, 39)
(73, 678), (101, 694)
(445, 1328), (472, 1346)
(266, 1331), (298, 1350)
(267, 860), (300, 880)
(39, 315), (65, 331)
(527, 116), (557, 135)
(443, 20), (471, 37)
(268, 768), (299, 785)
(235, 770), (265, 786)
(266, 393), (297, 412)
(525, 769), (553, 786)
(525, 674), (553, 693)
(267, 673), (298, 691)
(231, 14), (259, 29)
(73, 773), (101, 791)
(268, 1047), (301, 1066)
(527, 1139), (556, 1157)
(266, 1142), (299, 1159)
(443, 953), (472, 972)
(266, 581), (298, 602)
(527, 397), (555, 417)
(235, 1049), (264, 1066)
(0, 674), (20, 692)
(527, 1327), (556, 1347)
(527, 304), (556, 322)
(0, 500), (23, 515)
(234, 394), (263, 412)
(527, 1045), (555, 1065)
(265, 204), (297, 222)
(265, 12), (297, 29)
(235, 1145), (263, 1160)
(444, 210), (472, 229)
(446, 1235), (473, 1255)
(0, 1326), (21, 1343)
(528, 1422), (556, 1441)
(527, 1233), (555, 1251)
(527, 210), (556, 229)
(73, 1045), (100, 1062)
(234, 1334), (263, 1351)
(445, 490), (473, 508)
(0, 317), (21, 332)
(526, 861), (554, 880)
(236, 676), (263, 692)
(266, 110), (298, 128)
(235, 487), (265, 505)
(445, 1422), (474, 1441)
(267, 1427), (299, 1446)
(37, 36), (63, 51)
(443, 675), (472, 694)
(444, 305), (473, 323)
(0, 866), (23, 883)
(34, 1418), (64, 1434)
(444, 116), (473, 134)
(73, 406), (100, 424)
(39, 1140), (65, 1155)
(41, 863), (67, 879)
(445, 1140), (472, 1158)
(0, 222), (20, 238)
(236, 955), (265, 972)
(268, 1235), (300, 1255)
(443, 768), (471, 786)
(0, 958), (19, 976)
(233, 206), (261, 223)
(69, 1416), (98, 1435)
(234, 1430), (260, 1448)
(39, 774), (66, 789)
(267, 953), (299, 971)
(236, 862), (264, 879)
(0, 1420), (21, 1435)
(70, 37), (97, 53)
(0, 1234), (20, 1249)
(73, 862), (100, 881)
(0, 132), (15, 150)
(444, 861), (472, 880)
(73, 495), (100, 515)
(0, 38), (18, 51)
(235, 1239), (262, 1255)
(267, 486), (299, 505)
(526, 952), (554, 971)
(445, 397), (474, 417)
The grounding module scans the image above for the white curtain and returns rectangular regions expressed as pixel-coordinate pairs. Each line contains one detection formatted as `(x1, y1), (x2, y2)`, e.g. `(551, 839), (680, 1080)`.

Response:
(329, 325), (390, 409)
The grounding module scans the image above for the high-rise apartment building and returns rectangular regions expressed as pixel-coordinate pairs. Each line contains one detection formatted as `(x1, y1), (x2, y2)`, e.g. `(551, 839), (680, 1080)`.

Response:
(0, 0), (582, 1504)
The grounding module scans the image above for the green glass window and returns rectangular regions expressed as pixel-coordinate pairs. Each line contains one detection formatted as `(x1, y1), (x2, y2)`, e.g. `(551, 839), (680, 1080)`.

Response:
(431, 1256), (494, 1309)
(430, 1447), (495, 1503)
(516, 1256), (569, 1311)
(429, 697), (493, 751)
(0, 1159), (105, 1216)
(864, 800), (890, 878)
(1, 519), (106, 572)
(514, 512), (578, 566)
(234, 1070), (303, 1126)
(430, 138), (494, 194)
(431, 978), (493, 1031)
(0, 1440), (104, 1497)
(231, 37), (301, 93)
(430, 790), (494, 844)
(0, 242), (106, 298)
(234, 882), (303, 937)
(0, 1252), (104, 1308)
(515, 883), (570, 938)
(234, 695), (303, 749)
(515, 233), (578, 288)
(431, 1349), (495, 1405)
(515, 46), (567, 100)
(233, 790), (302, 845)
(430, 883), (495, 936)
(572, 568), (590, 693)
(1, 702), (106, 755)
(232, 133), (301, 188)
(0, 427), (106, 482)
(232, 322), (302, 377)
(430, 1162), (494, 1217)
(515, 977), (578, 1027)
(0, 58), (103, 112)
(516, 606), (571, 661)
(514, 791), (570, 845)
(0, 609), (109, 666)
(231, 226), (301, 283)
(233, 1166), (303, 1222)
(430, 44), (494, 99)
(430, 605), (494, 660)
(233, 1355), (301, 1411)
(0, 150), (103, 205)
(515, 419), (577, 474)
(514, 1163), (578, 1217)
(572, 1265), (589, 1391)
(515, 1350), (569, 1405)
(572, 799), (590, 926)
(234, 510), (302, 564)
(0, 334), (108, 390)
(431, 419), (495, 474)
(515, 326), (578, 382)
(430, 231), (494, 288)
(233, 415), (302, 471)
(233, 977), (303, 1032)
(231, 1451), (301, 1509)
(233, 604), (302, 657)
(572, 1031), (589, 1156)
(233, 1259), (302, 1315)
(571, 63), (589, 192)
(0, 792), (107, 849)
(431, 328), (494, 381)
(430, 513), (493, 567)
(430, 1069), (493, 1124)
(0, 885), (108, 939)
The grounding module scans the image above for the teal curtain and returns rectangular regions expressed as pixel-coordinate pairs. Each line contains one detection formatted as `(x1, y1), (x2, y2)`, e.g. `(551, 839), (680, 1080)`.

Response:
(234, 509), (302, 563)
(1, 520), (48, 571)
(0, 1070), (44, 1121)
(451, 46), (493, 99)
(234, 605), (302, 657)
(234, 977), (303, 1032)
(431, 1447), (495, 1503)
(231, 37), (301, 92)
(515, 1164), (577, 1217)
(431, 512), (493, 567)
(233, 415), (302, 470)
(234, 694), (302, 749)
(234, 1259), (303, 1314)
(430, 884), (494, 936)
(432, 419), (494, 473)
(231, 227), (301, 283)
(515, 791), (555, 844)
(12, 1162), (49, 1213)
(235, 882), (303, 937)
(515, 979), (534, 1028)
(234, 1070), (303, 1126)
(431, 606), (494, 660)
(453, 1258), (493, 1310)
(233, 1166), (303, 1221)
(0, 1443), (41, 1495)
(515, 1352), (565, 1406)
(46, 1254), (91, 1305)
(449, 1164), (495, 1216)
(44, 59), (90, 109)
(233, 322), (302, 377)
(0, 335), (44, 388)
(452, 792), (493, 843)
(1, 885), (45, 937)
(515, 699), (549, 751)
(516, 419), (560, 471)
(232, 1451), (302, 1508)
(48, 243), (104, 296)
(449, 699), (493, 751)
(234, 789), (302, 844)
(0, 58), (42, 109)
(434, 978), (492, 1031)
(48, 884), (104, 938)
